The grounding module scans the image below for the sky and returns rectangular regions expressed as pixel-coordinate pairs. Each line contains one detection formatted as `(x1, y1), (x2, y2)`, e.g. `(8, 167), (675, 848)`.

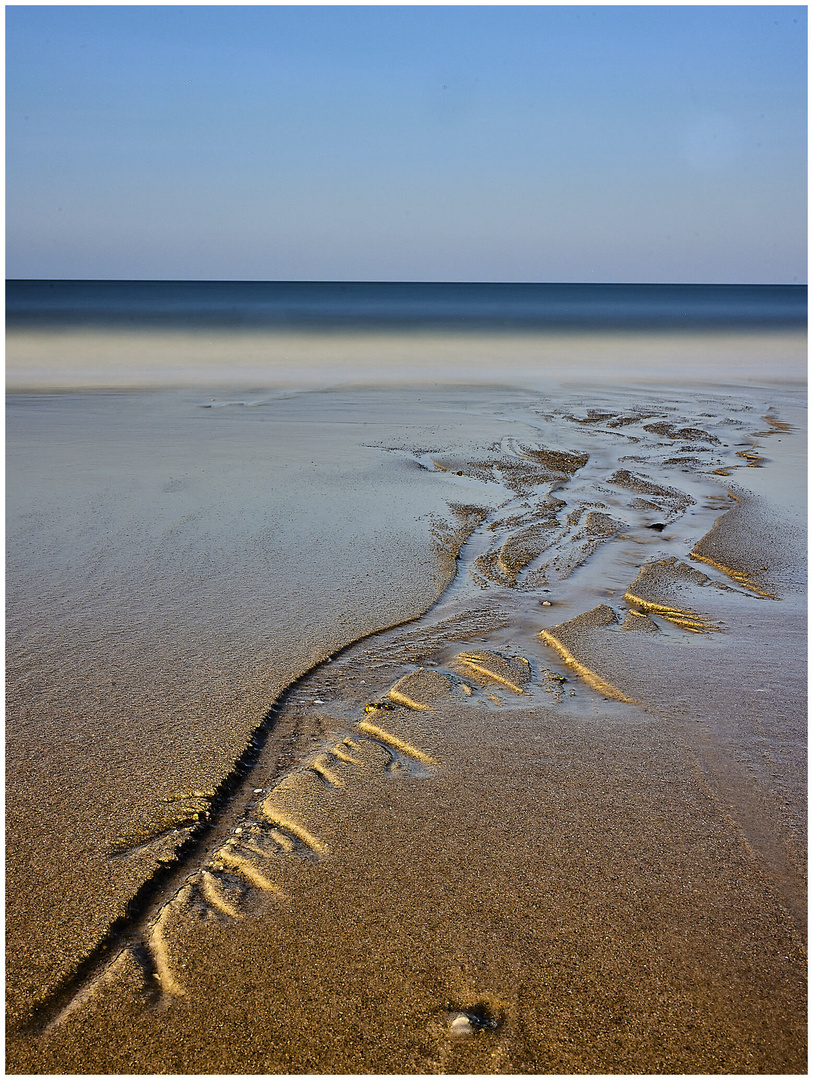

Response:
(5, 4), (807, 283)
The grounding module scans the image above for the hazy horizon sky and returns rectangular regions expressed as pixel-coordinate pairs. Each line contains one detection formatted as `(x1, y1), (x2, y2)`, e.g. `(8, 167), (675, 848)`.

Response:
(6, 4), (807, 283)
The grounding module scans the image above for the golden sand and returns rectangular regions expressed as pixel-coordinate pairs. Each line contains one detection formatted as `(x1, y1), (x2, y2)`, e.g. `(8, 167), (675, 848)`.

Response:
(6, 384), (806, 1073)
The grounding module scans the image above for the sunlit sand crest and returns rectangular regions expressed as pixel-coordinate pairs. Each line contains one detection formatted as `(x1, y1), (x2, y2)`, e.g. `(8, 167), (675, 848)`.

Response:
(538, 629), (640, 705)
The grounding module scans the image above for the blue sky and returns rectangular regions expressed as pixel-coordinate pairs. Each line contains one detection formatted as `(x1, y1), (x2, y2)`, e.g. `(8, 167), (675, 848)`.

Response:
(5, 4), (807, 282)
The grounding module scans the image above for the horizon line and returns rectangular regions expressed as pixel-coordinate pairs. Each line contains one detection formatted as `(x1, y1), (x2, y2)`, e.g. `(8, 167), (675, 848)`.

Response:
(6, 278), (807, 287)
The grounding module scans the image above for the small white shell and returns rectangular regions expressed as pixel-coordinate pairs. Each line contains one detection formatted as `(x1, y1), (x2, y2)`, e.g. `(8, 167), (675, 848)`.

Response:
(449, 1013), (474, 1035)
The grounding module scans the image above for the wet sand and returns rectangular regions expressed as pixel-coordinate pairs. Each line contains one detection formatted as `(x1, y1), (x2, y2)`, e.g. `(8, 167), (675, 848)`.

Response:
(6, 382), (806, 1073)
(5, 326), (806, 392)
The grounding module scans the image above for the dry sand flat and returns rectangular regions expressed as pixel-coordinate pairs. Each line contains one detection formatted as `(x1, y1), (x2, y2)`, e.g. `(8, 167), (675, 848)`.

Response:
(5, 384), (806, 1073)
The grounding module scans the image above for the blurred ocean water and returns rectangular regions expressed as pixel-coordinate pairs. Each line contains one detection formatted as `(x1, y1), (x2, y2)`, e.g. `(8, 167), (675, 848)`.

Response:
(6, 280), (806, 330)
(6, 281), (806, 390)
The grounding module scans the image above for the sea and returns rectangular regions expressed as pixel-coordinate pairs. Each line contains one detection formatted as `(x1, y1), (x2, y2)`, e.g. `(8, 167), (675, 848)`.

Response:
(6, 280), (806, 330)
(6, 280), (806, 390)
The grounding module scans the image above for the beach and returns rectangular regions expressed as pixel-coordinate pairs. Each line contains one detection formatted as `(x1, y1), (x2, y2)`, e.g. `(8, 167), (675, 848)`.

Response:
(7, 0), (808, 1067)
(5, 355), (806, 1073)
